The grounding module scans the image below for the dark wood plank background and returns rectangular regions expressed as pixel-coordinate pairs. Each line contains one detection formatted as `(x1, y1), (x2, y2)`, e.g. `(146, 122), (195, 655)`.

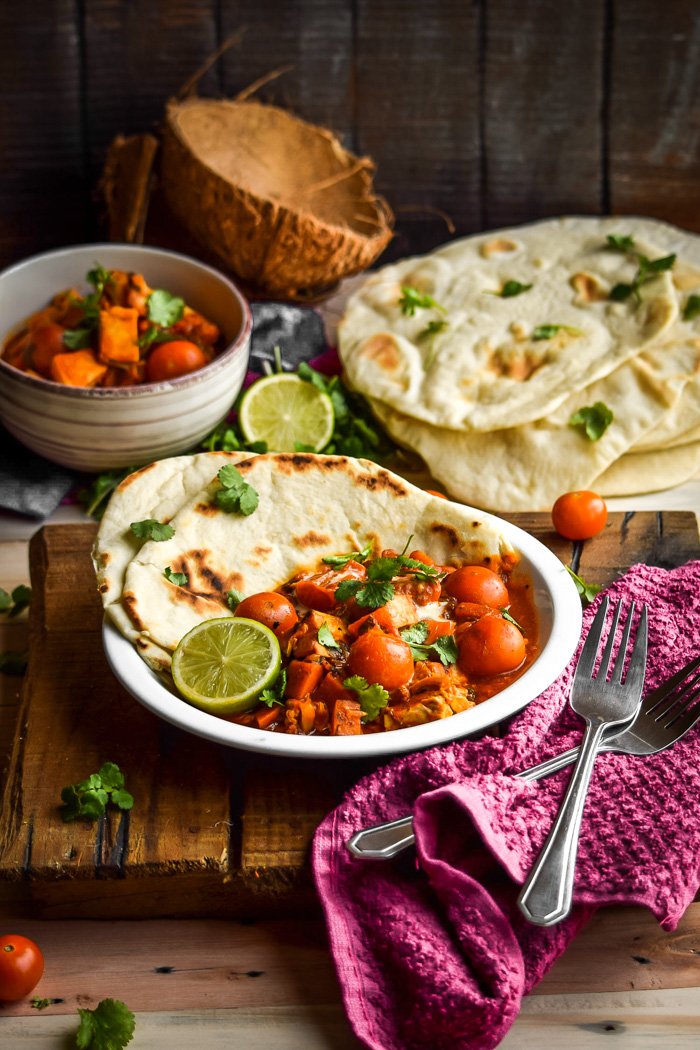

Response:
(1, 0), (698, 270)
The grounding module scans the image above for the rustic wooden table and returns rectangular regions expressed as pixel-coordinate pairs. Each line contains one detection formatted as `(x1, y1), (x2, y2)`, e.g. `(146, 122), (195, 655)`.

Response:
(1, 500), (700, 1048)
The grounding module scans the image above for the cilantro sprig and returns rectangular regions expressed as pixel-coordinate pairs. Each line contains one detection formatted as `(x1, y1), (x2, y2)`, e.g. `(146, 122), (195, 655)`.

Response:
(214, 464), (259, 516)
(129, 519), (174, 542)
(0, 583), (31, 618)
(398, 285), (447, 317)
(63, 263), (113, 348)
(566, 565), (602, 605)
(532, 324), (583, 340)
(76, 997), (135, 1050)
(164, 566), (188, 586)
(318, 622), (343, 650)
(259, 668), (287, 708)
(60, 762), (134, 823)
(606, 234), (676, 303)
(490, 280), (533, 298)
(227, 588), (244, 611)
(297, 362), (396, 462)
(399, 622), (458, 665)
(78, 467), (135, 520)
(335, 553), (444, 610)
(343, 675), (390, 721)
(568, 401), (614, 441)
(322, 543), (373, 568)
(147, 288), (185, 327)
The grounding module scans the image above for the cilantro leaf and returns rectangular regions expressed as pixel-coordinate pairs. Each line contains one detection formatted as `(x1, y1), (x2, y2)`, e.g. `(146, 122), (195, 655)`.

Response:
(0, 589), (9, 613)
(62, 327), (94, 349)
(399, 624), (457, 665)
(164, 566), (188, 586)
(147, 288), (185, 327)
(569, 402), (613, 441)
(297, 362), (397, 463)
(0, 584), (31, 619)
(31, 997), (53, 1010)
(343, 675), (390, 721)
(76, 997), (136, 1050)
(495, 280), (533, 298)
(398, 285), (446, 317)
(683, 294), (700, 322)
(318, 623), (342, 650)
(0, 650), (28, 675)
(419, 318), (450, 339)
(227, 588), (244, 611)
(606, 238), (676, 304)
(60, 764), (133, 823)
(86, 264), (113, 297)
(353, 580), (395, 610)
(129, 519), (175, 542)
(565, 565), (602, 606)
(78, 467), (135, 520)
(432, 634), (458, 665)
(322, 543), (373, 568)
(334, 578), (363, 603)
(501, 607), (523, 630)
(609, 282), (634, 302)
(399, 621), (429, 645)
(606, 233), (636, 252)
(214, 465), (259, 516)
(532, 324), (583, 340)
(259, 668), (286, 708)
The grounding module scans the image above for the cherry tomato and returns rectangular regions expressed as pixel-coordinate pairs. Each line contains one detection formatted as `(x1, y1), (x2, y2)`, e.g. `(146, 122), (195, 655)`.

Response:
(347, 629), (414, 690)
(146, 340), (209, 382)
(408, 549), (435, 566)
(551, 490), (608, 541)
(443, 566), (509, 608)
(31, 323), (67, 377)
(295, 561), (367, 612)
(0, 934), (44, 1001)
(458, 615), (526, 677)
(234, 592), (298, 638)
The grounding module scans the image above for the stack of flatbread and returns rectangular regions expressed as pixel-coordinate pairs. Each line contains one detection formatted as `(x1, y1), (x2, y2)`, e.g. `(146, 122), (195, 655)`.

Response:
(337, 216), (700, 511)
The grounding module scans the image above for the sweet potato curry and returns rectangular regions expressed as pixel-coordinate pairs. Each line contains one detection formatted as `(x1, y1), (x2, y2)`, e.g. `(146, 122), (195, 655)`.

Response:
(2, 264), (221, 387)
(228, 543), (539, 735)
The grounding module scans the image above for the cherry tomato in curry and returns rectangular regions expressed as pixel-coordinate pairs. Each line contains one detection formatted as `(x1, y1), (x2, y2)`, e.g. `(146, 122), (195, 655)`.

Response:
(347, 629), (414, 690)
(458, 614), (526, 677)
(443, 565), (509, 608)
(0, 934), (44, 1001)
(551, 490), (608, 541)
(235, 592), (298, 638)
(31, 323), (67, 377)
(145, 340), (209, 382)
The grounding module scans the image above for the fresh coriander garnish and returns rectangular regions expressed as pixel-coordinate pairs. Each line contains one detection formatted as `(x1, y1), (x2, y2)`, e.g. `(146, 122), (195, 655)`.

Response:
(86, 264), (113, 297)
(214, 464), (259, 516)
(335, 553), (443, 610)
(164, 566), (188, 586)
(62, 327), (94, 349)
(399, 623), (458, 665)
(565, 565), (602, 605)
(60, 762), (134, 823)
(683, 294), (700, 322)
(259, 668), (287, 708)
(606, 235), (676, 303)
(129, 519), (175, 542)
(343, 675), (390, 721)
(75, 997), (136, 1050)
(568, 402), (613, 441)
(147, 288), (185, 327)
(322, 543), (373, 569)
(318, 622), (342, 650)
(297, 362), (397, 462)
(138, 325), (179, 351)
(200, 420), (267, 454)
(501, 607), (523, 630)
(227, 588), (244, 611)
(0, 583), (32, 618)
(78, 467), (135, 520)
(492, 280), (533, 298)
(532, 324), (583, 340)
(31, 997), (53, 1010)
(0, 650), (28, 675)
(398, 285), (447, 317)
(419, 318), (450, 339)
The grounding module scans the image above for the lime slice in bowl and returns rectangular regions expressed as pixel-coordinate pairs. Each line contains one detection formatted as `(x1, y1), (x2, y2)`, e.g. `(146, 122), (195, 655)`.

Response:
(172, 617), (281, 714)
(238, 373), (334, 452)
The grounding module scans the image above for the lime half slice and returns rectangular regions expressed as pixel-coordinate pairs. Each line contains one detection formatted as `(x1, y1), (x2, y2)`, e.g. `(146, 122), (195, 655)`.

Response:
(172, 617), (281, 715)
(238, 373), (334, 452)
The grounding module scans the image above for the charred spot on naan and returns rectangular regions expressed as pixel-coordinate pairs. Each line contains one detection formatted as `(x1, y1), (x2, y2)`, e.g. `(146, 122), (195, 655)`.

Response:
(356, 469), (410, 497)
(170, 550), (243, 601)
(570, 272), (608, 304)
(479, 237), (519, 258)
(194, 501), (220, 516)
(122, 592), (147, 632)
(486, 343), (549, 382)
(358, 334), (404, 375)
(292, 530), (333, 550)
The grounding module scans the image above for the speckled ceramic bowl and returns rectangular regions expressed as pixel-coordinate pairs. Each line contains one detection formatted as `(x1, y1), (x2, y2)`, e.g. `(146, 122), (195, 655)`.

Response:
(0, 244), (252, 471)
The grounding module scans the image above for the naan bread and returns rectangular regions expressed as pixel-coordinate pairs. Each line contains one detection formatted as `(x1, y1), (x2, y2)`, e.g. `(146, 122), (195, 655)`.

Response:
(93, 450), (252, 669)
(121, 453), (517, 658)
(595, 442), (700, 497)
(368, 335), (700, 511)
(339, 216), (700, 433)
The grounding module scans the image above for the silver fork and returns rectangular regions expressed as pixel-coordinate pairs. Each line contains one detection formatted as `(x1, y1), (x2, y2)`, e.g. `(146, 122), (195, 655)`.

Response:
(517, 598), (648, 925)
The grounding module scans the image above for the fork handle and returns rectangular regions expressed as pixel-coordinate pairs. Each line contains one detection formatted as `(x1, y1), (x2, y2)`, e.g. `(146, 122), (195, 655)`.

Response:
(517, 721), (605, 926)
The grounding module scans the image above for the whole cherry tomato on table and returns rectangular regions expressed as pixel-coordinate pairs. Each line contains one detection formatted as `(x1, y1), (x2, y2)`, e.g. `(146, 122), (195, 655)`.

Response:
(0, 934), (44, 1001)
(551, 490), (608, 541)
(234, 592), (298, 638)
(458, 614), (526, 677)
(348, 629), (414, 690)
(145, 340), (209, 382)
(443, 565), (509, 608)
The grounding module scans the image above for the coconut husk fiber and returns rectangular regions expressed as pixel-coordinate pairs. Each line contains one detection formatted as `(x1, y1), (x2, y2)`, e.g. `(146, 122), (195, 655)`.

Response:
(161, 97), (394, 299)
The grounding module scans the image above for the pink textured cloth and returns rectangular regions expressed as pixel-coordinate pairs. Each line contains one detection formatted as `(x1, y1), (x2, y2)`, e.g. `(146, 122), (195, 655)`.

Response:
(312, 561), (700, 1050)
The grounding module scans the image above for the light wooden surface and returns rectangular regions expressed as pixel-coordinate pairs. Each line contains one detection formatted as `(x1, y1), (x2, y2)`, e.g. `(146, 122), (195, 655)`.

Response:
(1, 522), (700, 1047)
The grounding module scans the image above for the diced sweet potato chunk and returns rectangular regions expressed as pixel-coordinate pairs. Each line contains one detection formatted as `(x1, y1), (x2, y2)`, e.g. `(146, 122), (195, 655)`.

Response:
(99, 306), (139, 363)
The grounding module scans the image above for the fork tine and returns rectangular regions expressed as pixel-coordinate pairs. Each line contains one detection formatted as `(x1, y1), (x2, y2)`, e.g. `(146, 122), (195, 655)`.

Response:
(609, 602), (636, 684)
(661, 680), (700, 735)
(596, 600), (622, 680)
(576, 595), (610, 679)
(615, 604), (647, 690)
(654, 664), (700, 722)
(644, 653), (700, 717)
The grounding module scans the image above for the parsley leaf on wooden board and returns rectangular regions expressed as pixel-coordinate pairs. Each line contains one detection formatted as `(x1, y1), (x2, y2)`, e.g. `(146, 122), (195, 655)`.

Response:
(568, 401), (614, 441)
(566, 566), (602, 605)
(129, 519), (175, 542)
(0, 583), (32, 617)
(163, 566), (188, 586)
(60, 763), (134, 823)
(31, 997), (53, 1010)
(214, 465), (259, 516)
(343, 675), (390, 721)
(76, 998), (136, 1050)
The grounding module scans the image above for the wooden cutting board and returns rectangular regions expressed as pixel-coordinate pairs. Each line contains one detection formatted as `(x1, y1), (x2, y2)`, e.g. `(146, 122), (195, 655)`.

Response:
(0, 513), (698, 919)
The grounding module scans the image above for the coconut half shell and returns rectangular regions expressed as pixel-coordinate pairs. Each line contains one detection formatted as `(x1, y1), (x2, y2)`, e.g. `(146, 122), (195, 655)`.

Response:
(161, 98), (394, 298)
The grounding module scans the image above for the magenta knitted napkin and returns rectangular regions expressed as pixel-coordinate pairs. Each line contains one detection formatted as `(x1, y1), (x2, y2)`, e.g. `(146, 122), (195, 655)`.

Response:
(312, 560), (700, 1050)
